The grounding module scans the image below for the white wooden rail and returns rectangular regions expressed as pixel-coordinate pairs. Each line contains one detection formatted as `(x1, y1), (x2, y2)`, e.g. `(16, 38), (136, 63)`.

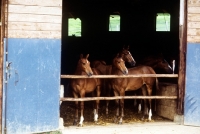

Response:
(60, 74), (178, 101)
(60, 96), (177, 101)
(61, 74), (178, 78)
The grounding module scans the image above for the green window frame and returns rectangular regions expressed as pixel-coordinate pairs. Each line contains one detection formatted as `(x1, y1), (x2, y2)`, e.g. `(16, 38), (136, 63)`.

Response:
(68, 18), (81, 37)
(156, 13), (170, 31)
(109, 15), (120, 31)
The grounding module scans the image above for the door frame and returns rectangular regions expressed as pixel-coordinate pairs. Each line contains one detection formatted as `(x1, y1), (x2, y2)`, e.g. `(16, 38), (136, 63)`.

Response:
(0, 0), (188, 133)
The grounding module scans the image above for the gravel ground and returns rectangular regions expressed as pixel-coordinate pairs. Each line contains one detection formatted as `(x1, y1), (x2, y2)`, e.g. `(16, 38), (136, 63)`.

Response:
(61, 122), (200, 134)
(60, 101), (200, 134)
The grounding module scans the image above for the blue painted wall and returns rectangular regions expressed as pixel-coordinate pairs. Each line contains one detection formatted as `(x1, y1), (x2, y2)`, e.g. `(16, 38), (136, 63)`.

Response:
(3, 38), (61, 133)
(184, 43), (200, 126)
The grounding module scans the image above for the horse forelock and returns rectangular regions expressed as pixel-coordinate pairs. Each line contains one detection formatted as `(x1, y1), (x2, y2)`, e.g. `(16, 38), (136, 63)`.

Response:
(76, 57), (93, 74)
(143, 56), (164, 65)
(79, 58), (88, 65)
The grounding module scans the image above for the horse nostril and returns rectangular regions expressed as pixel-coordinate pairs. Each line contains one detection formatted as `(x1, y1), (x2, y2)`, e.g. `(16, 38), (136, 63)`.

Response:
(123, 70), (128, 75)
(87, 72), (93, 76)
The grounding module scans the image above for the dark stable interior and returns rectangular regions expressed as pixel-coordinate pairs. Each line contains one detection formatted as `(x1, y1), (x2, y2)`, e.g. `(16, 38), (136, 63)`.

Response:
(61, 0), (180, 87)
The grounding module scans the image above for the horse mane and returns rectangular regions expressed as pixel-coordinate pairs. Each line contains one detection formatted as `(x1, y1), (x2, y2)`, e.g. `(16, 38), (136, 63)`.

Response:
(100, 60), (107, 65)
(140, 55), (165, 67)
(91, 60), (107, 68)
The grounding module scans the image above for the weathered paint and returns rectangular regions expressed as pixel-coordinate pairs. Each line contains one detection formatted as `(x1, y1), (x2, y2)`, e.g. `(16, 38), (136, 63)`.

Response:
(184, 43), (200, 126)
(6, 0), (62, 39)
(3, 38), (61, 134)
(2, 37), (7, 134)
(188, 0), (200, 42)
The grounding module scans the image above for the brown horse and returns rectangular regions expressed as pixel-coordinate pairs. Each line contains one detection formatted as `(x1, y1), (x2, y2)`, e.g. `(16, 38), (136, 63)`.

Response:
(134, 55), (173, 113)
(91, 46), (136, 115)
(111, 53), (159, 124)
(92, 45), (136, 74)
(70, 54), (101, 126)
(138, 55), (173, 74)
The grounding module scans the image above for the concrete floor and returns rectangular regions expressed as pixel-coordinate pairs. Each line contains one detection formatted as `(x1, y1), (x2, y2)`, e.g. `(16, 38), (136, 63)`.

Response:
(61, 121), (200, 134)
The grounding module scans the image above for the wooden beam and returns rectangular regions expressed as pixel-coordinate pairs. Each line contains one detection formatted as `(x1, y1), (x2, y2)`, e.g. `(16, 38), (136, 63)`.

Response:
(6, 30), (61, 39)
(0, 0), (7, 133)
(7, 13), (62, 23)
(177, 0), (187, 115)
(188, 22), (200, 29)
(9, 0), (62, 7)
(8, 22), (61, 31)
(188, 14), (200, 21)
(188, 35), (200, 42)
(61, 74), (178, 79)
(8, 5), (62, 15)
(188, 28), (200, 35)
(188, 0), (200, 7)
(188, 7), (200, 13)
(60, 96), (177, 101)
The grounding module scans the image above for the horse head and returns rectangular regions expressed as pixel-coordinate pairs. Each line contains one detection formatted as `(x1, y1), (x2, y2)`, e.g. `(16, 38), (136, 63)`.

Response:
(77, 54), (93, 76)
(120, 46), (136, 66)
(152, 58), (173, 74)
(112, 53), (128, 75)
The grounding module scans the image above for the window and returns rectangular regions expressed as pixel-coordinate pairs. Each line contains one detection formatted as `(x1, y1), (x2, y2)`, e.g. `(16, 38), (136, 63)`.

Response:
(68, 18), (81, 37)
(156, 13), (170, 31)
(109, 15), (120, 31)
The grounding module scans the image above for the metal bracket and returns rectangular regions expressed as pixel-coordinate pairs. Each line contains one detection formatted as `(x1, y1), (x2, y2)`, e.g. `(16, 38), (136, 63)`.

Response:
(5, 61), (12, 79)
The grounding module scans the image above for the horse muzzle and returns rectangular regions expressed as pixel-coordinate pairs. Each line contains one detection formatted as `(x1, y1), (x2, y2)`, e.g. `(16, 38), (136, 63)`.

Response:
(130, 61), (136, 67)
(87, 72), (93, 76)
(123, 69), (128, 75)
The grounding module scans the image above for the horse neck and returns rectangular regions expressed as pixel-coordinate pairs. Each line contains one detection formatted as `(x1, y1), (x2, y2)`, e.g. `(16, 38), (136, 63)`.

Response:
(92, 68), (100, 75)
(94, 64), (105, 75)
(74, 67), (87, 75)
(141, 58), (160, 68)
(106, 65), (112, 74)
(111, 65), (124, 75)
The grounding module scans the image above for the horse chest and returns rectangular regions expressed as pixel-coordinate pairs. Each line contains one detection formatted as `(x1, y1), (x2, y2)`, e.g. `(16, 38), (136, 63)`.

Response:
(72, 79), (97, 92)
(124, 78), (144, 90)
(112, 78), (127, 90)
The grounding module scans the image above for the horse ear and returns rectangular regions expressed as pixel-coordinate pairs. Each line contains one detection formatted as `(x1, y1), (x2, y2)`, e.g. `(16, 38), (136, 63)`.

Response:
(116, 53), (120, 57)
(86, 54), (89, 59)
(118, 52), (123, 58)
(123, 45), (126, 49)
(127, 45), (129, 50)
(80, 54), (83, 58)
(123, 45), (129, 50)
(123, 45), (125, 50)
(120, 53), (124, 58)
(158, 53), (163, 58)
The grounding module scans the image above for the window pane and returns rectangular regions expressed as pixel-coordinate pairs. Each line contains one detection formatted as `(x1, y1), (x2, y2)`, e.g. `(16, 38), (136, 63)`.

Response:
(68, 18), (81, 36)
(156, 13), (170, 31)
(109, 15), (120, 31)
